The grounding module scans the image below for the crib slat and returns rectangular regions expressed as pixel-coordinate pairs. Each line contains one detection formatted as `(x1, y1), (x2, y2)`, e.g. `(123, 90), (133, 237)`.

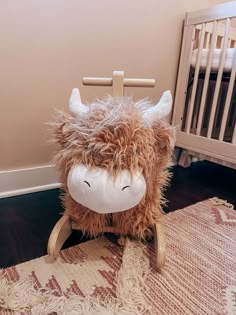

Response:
(196, 22), (236, 41)
(232, 122), (236, 144)
(219, 50), (236, 141)
(186, 23), (206, 134)
(205, 32), (211, 49)
(196, 21), (218, 136)
(207, 18), (231, 139)
(172, 25), (195, 127)
(220, 37), (224, 49)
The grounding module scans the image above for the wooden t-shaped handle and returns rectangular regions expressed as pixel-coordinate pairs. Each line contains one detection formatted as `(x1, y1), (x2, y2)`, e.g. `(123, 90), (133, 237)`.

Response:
(83, 71), (155, 97)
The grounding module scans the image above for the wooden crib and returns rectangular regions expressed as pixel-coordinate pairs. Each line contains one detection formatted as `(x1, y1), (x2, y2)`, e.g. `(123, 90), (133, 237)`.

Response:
(173, 1), (236, 169)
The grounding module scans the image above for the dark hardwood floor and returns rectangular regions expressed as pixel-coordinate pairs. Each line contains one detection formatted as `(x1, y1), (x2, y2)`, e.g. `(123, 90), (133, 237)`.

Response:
(0, 161), (235, 268)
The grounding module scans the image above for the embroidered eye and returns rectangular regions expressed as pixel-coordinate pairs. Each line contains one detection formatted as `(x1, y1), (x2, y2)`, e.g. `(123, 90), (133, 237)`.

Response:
(83, 181), (90, 187)
(122, 185), (130, 191)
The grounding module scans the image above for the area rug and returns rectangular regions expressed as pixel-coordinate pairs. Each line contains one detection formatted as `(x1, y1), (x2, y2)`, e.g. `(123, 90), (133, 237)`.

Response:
(0, 197), (236, 315)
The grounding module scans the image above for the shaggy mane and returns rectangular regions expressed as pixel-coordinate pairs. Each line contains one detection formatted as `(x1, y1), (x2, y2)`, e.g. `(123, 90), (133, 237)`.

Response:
(52, 96), (175, 239)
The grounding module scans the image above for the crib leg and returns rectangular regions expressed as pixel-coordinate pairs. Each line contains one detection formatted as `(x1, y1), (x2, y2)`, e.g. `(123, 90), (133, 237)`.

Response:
(178, 149), (192, 168)
(154, 222), (166, 269)
(47, 215), (72, 259)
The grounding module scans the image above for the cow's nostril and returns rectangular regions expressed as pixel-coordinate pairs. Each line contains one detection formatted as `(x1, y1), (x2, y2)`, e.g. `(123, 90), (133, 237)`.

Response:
(83, 180), (90, 187)
(122, 185), (130, 191)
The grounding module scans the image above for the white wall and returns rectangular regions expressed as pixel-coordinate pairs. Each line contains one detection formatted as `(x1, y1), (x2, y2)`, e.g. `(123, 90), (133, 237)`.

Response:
(0, 0), (228, 171)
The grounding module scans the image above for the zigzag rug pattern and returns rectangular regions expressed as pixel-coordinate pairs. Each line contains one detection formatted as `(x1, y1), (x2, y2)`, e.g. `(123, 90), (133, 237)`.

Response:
(0, 198), (236, 314)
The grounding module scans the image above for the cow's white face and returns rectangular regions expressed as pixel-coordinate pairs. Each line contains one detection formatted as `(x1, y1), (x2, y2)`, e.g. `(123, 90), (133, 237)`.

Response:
(67, 165), (146, 214)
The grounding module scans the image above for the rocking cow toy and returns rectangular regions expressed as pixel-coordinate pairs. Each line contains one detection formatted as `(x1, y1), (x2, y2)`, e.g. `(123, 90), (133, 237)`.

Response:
(48, 71), (175, 269)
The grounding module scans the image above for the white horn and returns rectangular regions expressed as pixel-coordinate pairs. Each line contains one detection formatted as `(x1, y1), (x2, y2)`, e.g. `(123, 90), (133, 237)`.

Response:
(69, 88), (89, 115)
(143, 90), (172, 123)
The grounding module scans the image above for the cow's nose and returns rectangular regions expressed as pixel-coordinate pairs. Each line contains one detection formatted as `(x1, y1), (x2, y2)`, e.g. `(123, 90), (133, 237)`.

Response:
(67, 164), (146, 214)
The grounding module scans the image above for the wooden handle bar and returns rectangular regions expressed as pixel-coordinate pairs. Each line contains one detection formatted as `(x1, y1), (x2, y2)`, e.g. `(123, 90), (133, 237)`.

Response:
(83, 77), (155, 88)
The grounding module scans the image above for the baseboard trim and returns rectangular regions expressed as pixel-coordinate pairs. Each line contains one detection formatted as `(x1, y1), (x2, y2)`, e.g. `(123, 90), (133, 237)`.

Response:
(0, 165), (61, 199)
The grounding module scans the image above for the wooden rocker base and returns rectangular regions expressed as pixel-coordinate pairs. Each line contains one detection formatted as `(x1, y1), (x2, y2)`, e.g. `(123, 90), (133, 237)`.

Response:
(47, 215), (72, 259)
(48, 215), (166, 269)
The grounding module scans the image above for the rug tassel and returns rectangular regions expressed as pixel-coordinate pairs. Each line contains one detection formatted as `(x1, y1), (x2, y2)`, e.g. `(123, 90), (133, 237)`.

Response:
(210, 197), (234, 209)
(0, 239), (151, 315)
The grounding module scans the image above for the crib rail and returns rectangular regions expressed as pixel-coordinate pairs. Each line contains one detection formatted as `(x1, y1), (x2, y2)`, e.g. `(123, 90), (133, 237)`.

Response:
(173, 2), (236, 165)
(186, 1), (236, 25)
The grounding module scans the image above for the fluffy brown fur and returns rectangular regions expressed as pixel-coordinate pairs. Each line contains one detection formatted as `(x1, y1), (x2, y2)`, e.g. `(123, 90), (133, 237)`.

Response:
(52, 97), (175, 239)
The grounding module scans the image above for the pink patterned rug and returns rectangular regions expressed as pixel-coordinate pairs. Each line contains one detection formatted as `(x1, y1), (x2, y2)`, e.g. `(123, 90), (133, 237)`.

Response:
(0, 198), (236, 315)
